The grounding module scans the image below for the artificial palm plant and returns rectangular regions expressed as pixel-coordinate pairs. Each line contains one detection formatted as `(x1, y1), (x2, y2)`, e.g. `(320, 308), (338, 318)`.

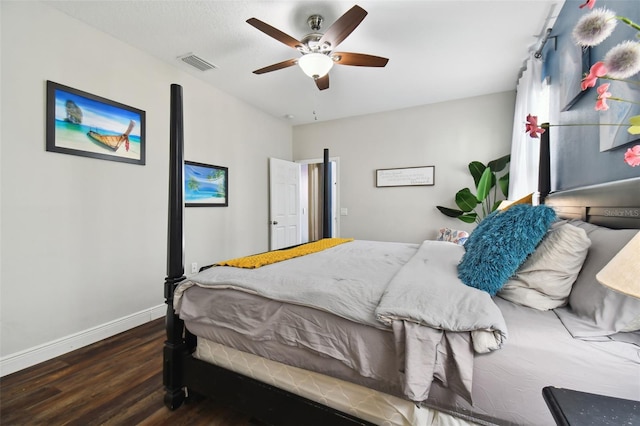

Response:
(436, 154), (510, 224)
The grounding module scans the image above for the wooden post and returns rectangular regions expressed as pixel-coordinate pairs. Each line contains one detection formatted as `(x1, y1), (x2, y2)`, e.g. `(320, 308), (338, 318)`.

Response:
(322, 149), (332, 238)
(163, 84), (187, 410)
(538, 124), (551, 203)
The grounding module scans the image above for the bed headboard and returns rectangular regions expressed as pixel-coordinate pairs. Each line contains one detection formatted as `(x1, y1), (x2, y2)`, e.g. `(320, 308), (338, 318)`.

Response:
(543, 177), (640, 229)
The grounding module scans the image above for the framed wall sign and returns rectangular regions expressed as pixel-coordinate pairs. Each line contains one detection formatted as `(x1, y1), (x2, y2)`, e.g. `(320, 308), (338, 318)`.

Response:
(375, 166), (435, 187)
(46, 80), (146, 165)
(185, 161), (228, 207)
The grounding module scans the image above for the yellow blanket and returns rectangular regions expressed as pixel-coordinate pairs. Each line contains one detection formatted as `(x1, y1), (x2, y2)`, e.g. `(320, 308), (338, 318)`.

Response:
(216, 238), (354, 269)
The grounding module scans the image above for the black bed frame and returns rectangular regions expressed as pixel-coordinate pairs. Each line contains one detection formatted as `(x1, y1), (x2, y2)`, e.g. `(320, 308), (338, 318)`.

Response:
(162, 85), (372, 425)
(162, 85), (640, 424)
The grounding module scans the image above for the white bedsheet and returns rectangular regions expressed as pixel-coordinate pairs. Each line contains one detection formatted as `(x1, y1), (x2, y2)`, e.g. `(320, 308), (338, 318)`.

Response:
(183, 294), (640, 425)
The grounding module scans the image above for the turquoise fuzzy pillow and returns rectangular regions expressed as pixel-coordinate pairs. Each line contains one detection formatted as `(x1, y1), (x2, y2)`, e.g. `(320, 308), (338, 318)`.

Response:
(458, 204), (557, 295)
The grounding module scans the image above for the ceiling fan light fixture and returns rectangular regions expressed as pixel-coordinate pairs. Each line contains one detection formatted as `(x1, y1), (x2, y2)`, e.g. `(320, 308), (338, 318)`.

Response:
(298, 53), (334, 79)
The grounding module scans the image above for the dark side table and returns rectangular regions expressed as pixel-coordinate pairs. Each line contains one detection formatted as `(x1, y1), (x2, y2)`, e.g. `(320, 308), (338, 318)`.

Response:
(542, 386), (640, 425)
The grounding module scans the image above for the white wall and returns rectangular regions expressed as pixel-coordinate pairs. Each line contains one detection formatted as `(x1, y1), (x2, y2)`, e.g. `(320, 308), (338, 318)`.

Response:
(0, 1), (291, 369)
(293, 91), (515, 243)
(0, 1), (515, 374)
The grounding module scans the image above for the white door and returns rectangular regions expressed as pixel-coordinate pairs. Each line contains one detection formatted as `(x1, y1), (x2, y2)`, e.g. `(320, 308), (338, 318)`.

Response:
(269, 158), (301, 250)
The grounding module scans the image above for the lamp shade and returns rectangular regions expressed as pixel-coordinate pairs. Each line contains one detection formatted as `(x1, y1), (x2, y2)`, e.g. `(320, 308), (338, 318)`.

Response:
(596, 231), (640, 299)
(298, 53), (334, 79)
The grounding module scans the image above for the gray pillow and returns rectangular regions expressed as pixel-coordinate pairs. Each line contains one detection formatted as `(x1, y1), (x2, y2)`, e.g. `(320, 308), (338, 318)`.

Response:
(554, 220), (640, 338)
(498, 223), (591, 310)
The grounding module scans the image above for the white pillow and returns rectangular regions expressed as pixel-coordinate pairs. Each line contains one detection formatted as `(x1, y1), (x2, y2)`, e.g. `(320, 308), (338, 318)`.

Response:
(498, 223), (591, 310)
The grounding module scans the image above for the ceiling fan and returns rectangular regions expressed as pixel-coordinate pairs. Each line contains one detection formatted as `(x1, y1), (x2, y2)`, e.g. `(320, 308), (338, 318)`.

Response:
(247, 5), (389, 90)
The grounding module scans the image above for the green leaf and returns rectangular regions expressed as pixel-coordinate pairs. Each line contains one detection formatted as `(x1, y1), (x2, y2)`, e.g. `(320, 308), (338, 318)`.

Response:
(628, 115), (640, 134)
(498, 172), (509, 197)
(455, 188), (479, 212)
(476, 168), (493, 202)
(490, 200), (503, 213)
(436, 153), (510, 222)
(487, 154), (511, 172)
(458, 213), (478, 223)
(436, 206), (464, 218)
(468, 161), (486, 188)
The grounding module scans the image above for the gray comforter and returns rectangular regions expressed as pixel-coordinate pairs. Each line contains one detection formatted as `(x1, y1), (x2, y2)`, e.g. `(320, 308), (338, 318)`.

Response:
(375, 241), (507, 401)
(174, 239), (507, 402)
(376, 240), (507, 353)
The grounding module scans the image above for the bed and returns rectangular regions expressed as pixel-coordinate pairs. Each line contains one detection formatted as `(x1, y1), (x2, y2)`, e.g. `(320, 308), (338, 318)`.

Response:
(163, 84), (640, 425)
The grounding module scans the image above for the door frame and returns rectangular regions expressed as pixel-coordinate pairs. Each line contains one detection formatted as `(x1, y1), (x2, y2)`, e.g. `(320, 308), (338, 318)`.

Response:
(297, 157), (340, 240)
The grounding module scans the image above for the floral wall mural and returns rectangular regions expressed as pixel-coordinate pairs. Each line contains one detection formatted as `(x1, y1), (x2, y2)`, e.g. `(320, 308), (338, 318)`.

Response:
(536, 0), (640, 190)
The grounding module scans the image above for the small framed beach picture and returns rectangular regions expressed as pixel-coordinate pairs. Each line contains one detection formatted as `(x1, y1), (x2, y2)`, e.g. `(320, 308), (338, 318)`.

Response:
(46, 81), (146, 165)
(185, 161), (228, 207)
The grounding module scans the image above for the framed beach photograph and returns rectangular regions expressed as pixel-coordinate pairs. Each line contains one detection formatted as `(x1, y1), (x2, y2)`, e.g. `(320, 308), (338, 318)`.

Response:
(46, 81), (146, 165)
(185, 161), (228, 207)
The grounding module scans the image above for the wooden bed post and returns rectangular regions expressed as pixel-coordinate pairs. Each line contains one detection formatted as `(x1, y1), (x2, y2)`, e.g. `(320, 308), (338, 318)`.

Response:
(163, 84), (187, 410)
(323, 148), (332, 238)
(538, 124), (551, 203)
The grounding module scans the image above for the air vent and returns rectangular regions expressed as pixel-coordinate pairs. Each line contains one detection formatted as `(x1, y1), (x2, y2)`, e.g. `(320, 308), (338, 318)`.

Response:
(177, 53), (218, 71)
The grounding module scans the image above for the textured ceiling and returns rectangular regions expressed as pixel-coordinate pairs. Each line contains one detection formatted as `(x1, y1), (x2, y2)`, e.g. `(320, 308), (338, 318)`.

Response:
(46, 0), (562, 126)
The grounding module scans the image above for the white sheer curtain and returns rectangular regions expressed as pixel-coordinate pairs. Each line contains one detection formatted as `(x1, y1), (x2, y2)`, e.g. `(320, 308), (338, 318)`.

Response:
(508, 53), (549, 203)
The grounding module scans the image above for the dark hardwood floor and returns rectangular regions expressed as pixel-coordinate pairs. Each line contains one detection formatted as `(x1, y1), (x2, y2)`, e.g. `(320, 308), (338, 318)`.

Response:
(0, 318), (255, 425)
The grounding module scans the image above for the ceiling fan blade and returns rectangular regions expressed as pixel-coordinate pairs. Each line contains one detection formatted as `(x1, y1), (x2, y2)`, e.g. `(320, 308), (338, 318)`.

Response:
(333, 52), (389, 67)
(315, 74), (329, 90)
(247, 18), (303, 50)
(253, 58), (298, 74)
(318, 5), (367, 49)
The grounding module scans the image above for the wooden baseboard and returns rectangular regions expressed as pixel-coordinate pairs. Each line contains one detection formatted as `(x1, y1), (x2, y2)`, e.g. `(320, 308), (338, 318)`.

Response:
(0, 304), (165, 377)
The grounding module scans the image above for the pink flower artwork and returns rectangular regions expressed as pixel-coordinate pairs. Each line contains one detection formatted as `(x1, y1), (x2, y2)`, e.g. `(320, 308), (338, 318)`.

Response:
(595, 83), (611, 111)
(624, 145), (640, 167)
(581, 61), (608, 91)
(528, 0), (640, 167)
(525, 114), (546, 138)
(579, 0), (596, 10)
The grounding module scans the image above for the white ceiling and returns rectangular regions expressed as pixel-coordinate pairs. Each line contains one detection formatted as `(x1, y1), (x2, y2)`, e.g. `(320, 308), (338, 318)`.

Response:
(46, 0), (561, 126)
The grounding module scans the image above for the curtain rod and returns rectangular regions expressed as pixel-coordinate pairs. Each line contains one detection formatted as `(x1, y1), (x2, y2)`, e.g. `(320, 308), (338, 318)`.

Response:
(534, 28), (554, 59)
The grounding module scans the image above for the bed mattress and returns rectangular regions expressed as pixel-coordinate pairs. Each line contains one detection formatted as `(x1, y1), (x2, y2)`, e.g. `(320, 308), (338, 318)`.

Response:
(177, 240), (507, 405)
(181, 287), (640, 425)
(194, 336), (484, 426)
